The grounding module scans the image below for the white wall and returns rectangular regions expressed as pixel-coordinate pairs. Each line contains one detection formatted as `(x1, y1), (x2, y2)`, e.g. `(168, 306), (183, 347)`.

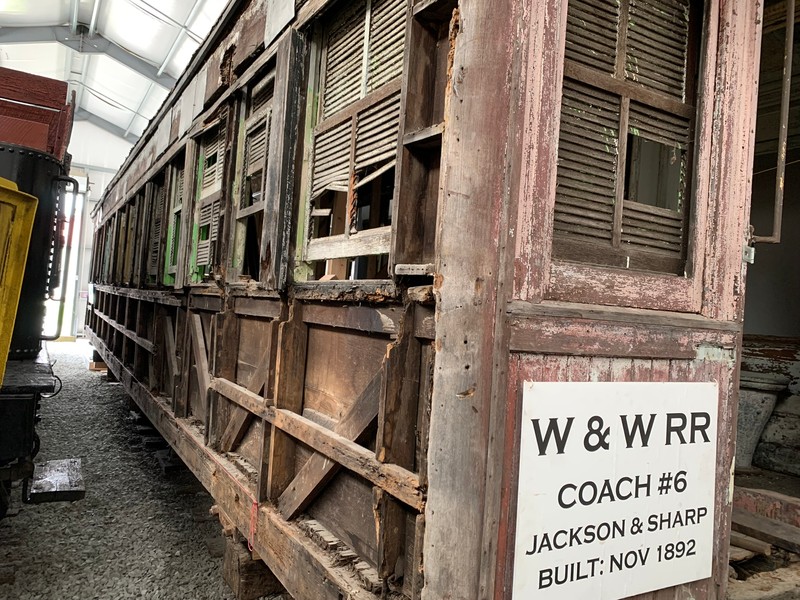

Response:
(68, 120), (133, 199)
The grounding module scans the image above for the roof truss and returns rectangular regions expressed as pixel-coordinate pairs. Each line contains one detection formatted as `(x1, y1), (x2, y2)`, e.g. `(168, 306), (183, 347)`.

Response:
(0, 26), (176, 89)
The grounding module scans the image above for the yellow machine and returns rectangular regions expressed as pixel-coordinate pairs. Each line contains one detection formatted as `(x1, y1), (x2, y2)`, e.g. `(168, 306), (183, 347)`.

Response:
(0, 177), (38, 386)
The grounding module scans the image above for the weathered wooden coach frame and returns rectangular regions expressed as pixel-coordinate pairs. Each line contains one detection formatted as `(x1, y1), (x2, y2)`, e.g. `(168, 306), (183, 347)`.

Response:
(87, 0), (764, 598)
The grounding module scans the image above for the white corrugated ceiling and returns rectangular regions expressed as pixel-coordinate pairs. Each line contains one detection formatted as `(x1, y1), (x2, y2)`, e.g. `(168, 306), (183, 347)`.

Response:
(0, 0), (229, 143)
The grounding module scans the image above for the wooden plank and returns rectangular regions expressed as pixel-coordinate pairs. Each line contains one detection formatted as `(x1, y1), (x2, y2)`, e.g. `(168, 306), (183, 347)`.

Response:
(163, 315), (179, 386)
(210, 377), (273, 419)
(546, 261), (695, 313)
(305, 226), (392, 262)
(292, 281), (398, 303)
(270, 406), (423, 511)
(302, 304), (400, 335)
(233, 297), (284, 319)
(261, 30), (306, 290)
(190, 313), (212, 442)
(190, 313), (212, 394)
(410, 514), (425, 599)
(728, 545), (755, 563)
(264, 304), (308, 501)
(93, 285), (183, 306)
(376, 306), (420, 582)
(278, 369), (383, 519)
(507, 300), (742, 332)
(190, 293), (224, 313)
(730, 531), (772, 556)
(731, 509), (800, 554)
(509, 315), (738, 359)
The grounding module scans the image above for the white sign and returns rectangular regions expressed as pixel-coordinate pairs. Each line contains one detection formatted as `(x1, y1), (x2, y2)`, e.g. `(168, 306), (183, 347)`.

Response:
(513, 382), (718, 599)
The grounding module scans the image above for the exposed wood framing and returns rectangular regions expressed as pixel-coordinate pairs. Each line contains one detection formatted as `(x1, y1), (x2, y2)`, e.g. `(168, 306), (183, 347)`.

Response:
(278, 370), (383, 519)
(86, 0), (769, 598)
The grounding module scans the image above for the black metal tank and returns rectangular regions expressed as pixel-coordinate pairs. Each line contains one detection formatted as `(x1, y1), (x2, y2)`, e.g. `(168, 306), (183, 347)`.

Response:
(0, 143), (67, 358)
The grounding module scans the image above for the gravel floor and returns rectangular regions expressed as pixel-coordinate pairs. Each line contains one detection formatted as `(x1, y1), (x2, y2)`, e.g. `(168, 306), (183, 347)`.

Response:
(0, 340), (238, 600)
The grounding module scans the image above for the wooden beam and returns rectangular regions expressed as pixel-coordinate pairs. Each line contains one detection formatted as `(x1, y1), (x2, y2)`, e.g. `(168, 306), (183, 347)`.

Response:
(163, 315), (179, 386)
(210, 308), (242, 448)
(731, 509), (800, 554)
(376, 306), (421, 584)
(210, 377), (273, 419)
(264, 304), (308, 501)
(190, 313), (212, 394)
(94, 284), (181, 306)
(93, 308), (155, 354)
(261, 29), (306, 290)
(190, 313), (212, 443)
(278, 370), (383, 519)
(270, 407), (424, 512)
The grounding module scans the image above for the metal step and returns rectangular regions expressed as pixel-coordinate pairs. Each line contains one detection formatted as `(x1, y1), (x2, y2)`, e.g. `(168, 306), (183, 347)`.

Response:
(25, 458), (85, 504)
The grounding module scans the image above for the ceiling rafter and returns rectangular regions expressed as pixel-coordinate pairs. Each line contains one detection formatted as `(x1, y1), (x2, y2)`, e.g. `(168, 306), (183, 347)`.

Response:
(157, 0), (204, 77)
(74, 107), (139, 144)
(0, 26), (176, 88)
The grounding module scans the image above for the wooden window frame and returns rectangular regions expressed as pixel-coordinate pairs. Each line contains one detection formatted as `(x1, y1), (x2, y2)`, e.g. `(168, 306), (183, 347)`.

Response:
(229, 72), (275, 283)
(297, 0), (407, 282)
(553, 0), (702, 275)
(190, 122), (225, 284)
(517, 0), (720, 313)
(164, 159), (186, 286)
(145, 172), (169, 286)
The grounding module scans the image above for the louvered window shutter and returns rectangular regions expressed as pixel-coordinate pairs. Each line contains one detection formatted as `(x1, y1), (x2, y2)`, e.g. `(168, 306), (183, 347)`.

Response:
(174, 166), (185, 208)
(202, 129), (223, 195)
(554, 0), (697, 272)
(247, 123), (268, 175)
(355, 90), (401, 172)
(555, 80), (619, 245)
(312, 0), (406, 197)
(323, 2), (367, 119)
(147, 183), (166, 277)
(251, 83), (273, 115)
(625, 0), (690, 100)
(565, 0), (619, 73)
(367, 0), (407, 92)
(312, 119), (352, 199)
(196, 199), (221, 267)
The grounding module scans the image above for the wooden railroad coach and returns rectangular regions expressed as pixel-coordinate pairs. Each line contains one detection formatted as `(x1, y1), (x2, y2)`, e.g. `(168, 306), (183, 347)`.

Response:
(87, 0), (770, 598)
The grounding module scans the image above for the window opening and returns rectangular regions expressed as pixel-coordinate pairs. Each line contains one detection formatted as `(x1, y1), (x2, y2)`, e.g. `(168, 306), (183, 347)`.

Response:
(553, 0), (700, 274)
(232, 73), (274, 282)
(303, 0), (407, 281)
